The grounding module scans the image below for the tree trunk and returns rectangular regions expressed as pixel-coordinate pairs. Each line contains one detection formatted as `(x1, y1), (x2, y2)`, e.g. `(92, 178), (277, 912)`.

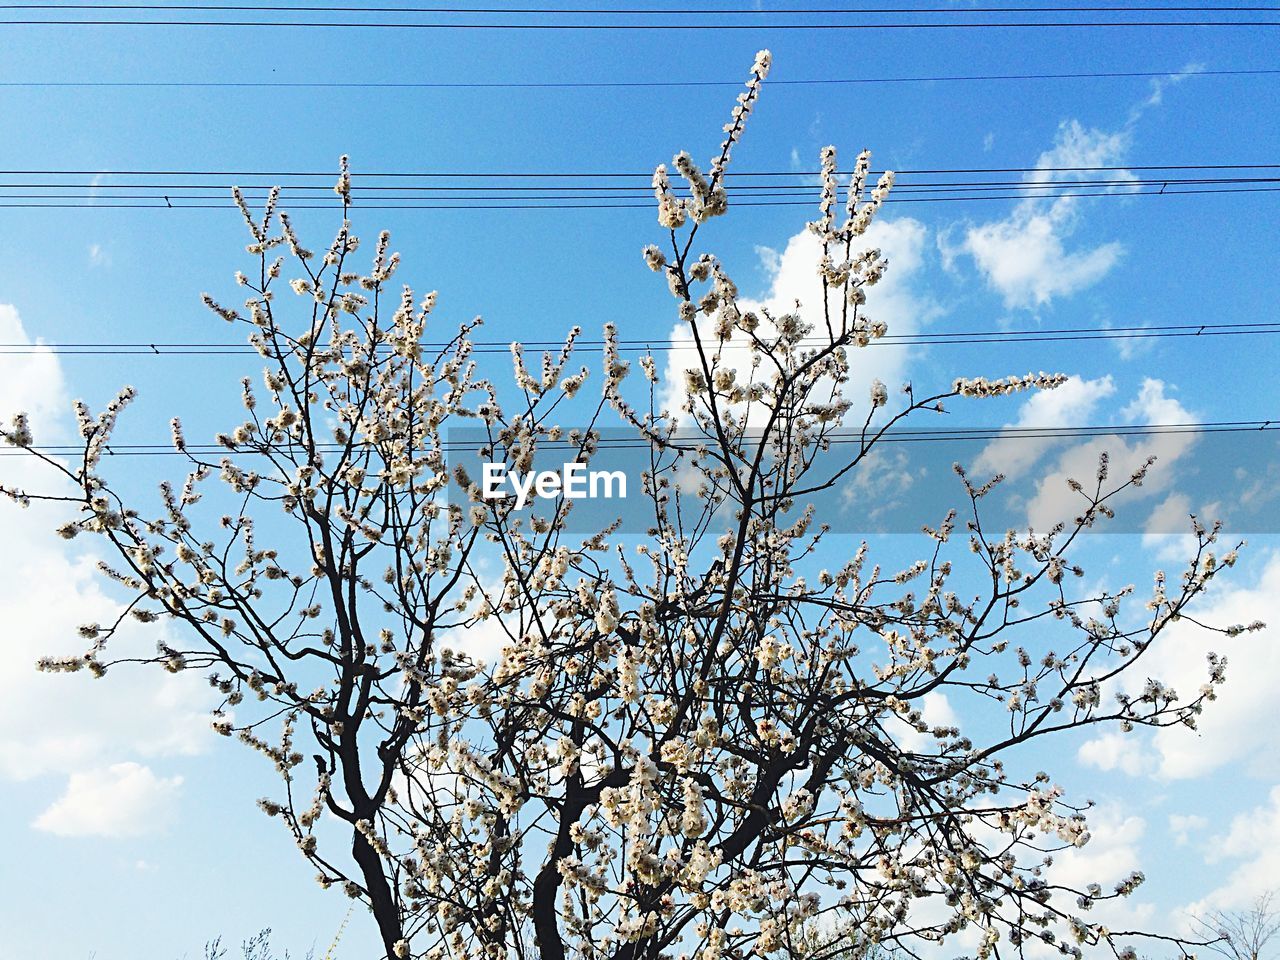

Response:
(352, 826), (404, 959)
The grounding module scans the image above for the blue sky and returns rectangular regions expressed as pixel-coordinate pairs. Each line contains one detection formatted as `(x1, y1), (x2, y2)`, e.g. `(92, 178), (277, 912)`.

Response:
(1, 9), (1279, 959)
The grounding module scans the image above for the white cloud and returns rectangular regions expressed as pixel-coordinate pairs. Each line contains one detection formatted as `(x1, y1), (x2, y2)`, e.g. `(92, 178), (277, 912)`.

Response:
(958, 211), (1122, 310)
(1078, 550), (1280, 781)
(969, 376), (1199, 532)
(88, 243), (109, 267)
(0, 550), (210, 782)
(1077, 731), (1155, 777)
(1140, 492), (1215, 563)
(1182, 785), (1280, 913)
(1053, 805), (1147, 891)
(1145, 553), (1280, 780)
(840, 445), (928, 525)
(1121, 377), (1190, 427)
(1168, 813), (1207, 847)
(1023, 379), (1197, 531)
(659, 216), (934, 420)
(973, 374), (1116, 481)
(32, 762), (182, 837)
(943, 120), (1131, 309)
(0, 304), (66, 433)
(0, 304), (209, 831)
(895, 691), (958, 752)
(946, 68), (1199, 313)
(1144, 492), (1193, 539)
(1049, 805), (1156, 932)
(1107, 319), (1157, 362)
(436, 609), (515, 665)
(1132, 63), (1205, 120)
(753, 243), (782, 277)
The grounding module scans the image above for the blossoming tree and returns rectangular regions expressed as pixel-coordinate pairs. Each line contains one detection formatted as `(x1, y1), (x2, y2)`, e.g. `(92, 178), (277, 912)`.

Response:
(2, 51), (1258, 960)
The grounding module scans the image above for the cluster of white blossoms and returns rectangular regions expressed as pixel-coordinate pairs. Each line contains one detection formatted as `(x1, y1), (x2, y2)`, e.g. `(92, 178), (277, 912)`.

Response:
(953, 371), (1069, 397)
(809, 144), (896, 244)
(636, 77), (1077, 471)
(651, 50), (769, 231)
(3, 412), (32, 448)
(4, 47), (1257, 960)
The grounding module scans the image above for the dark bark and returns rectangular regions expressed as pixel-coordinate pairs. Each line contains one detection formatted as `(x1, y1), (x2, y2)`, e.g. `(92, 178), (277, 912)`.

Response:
(533, 765), (631, 960)
(351, 825), (404, 959)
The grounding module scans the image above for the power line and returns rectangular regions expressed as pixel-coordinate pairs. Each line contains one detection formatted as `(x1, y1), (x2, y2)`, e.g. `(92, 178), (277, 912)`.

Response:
(4, 177), (1273, 204)
(5, 321), (1278, 357)
(7, 421), (1278, 458)
(2, 68), (1278, 90)
(1, 166), (1276, 210)
(1, 15), (1276, 29)
(3, 185), (1275, 209)
(4, 4), (1279, 13)
(5, 175), (1275, 191)
(2, 163), (1273, 178)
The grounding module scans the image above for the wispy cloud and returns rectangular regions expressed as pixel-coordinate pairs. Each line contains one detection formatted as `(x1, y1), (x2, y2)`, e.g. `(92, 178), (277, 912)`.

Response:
(941, 67), (1200, 310)
(940, 120), (1130, 309)
(0, 304), (209, 837)
(33, 762), (183, 838)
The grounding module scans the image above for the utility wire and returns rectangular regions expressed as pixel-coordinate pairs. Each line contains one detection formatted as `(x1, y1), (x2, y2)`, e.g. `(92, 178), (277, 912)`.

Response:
(5, 179), (1273, 203)
(2, 69), (1278, 91)
(2, 163), (1273, 178)
(2, 166), (1275, 210)
(3, 185), (1275, 209)
(5, 175), (1275, 193)
(2, 16), (1277, 29)
(5, 321), (1278, 357)
(4, 5), (1279, 13)
(7, 421), (1278, 458)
